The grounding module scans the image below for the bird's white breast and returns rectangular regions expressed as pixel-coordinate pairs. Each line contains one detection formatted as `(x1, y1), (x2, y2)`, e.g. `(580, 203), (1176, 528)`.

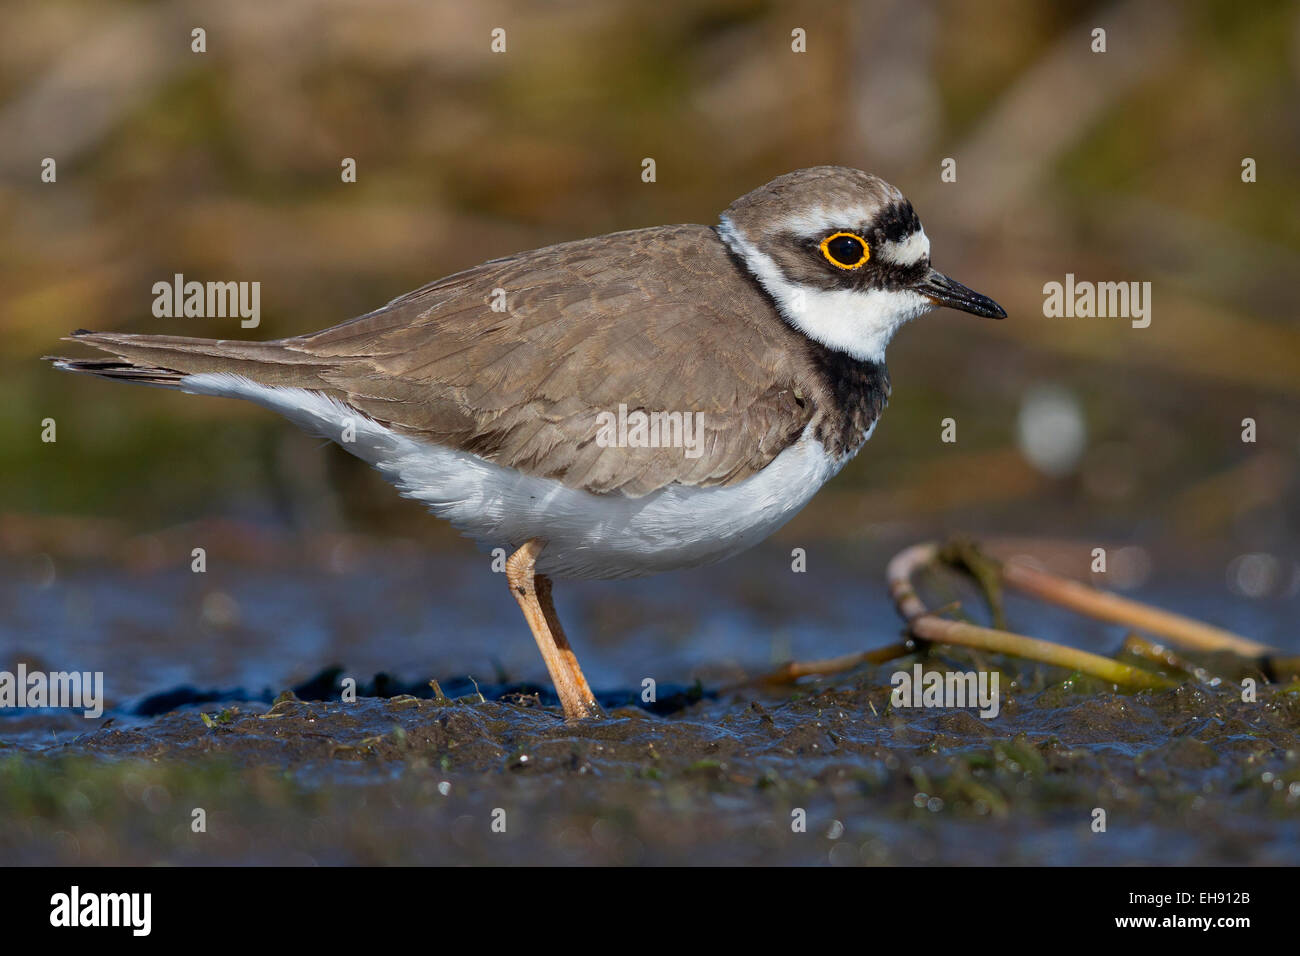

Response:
(181, 373), (870, 579)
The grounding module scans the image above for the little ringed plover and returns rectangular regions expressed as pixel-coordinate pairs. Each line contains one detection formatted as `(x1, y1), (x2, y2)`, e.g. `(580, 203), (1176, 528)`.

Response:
(49, 166), (1006, 720)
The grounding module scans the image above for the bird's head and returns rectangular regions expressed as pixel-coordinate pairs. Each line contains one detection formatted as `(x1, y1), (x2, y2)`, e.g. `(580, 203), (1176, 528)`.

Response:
(718, 166), (1005, 364)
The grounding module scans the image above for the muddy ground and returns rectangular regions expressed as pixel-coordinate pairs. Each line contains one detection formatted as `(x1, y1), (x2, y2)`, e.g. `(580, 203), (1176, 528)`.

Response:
(2, 534), (1298, 865)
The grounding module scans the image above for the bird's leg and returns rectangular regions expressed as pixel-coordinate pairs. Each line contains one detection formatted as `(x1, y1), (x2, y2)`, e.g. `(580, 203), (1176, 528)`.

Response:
(505, 539), (604, 721)
(532, 573), (603, 714)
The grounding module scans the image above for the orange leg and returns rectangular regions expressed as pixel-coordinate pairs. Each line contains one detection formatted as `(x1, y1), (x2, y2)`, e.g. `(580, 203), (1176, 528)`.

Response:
(506, 539), (604, 720)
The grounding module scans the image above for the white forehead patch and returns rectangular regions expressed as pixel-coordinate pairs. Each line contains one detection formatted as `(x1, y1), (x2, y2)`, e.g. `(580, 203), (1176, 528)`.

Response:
(880, 228), (930, 266)
(771, 204), (882, 238)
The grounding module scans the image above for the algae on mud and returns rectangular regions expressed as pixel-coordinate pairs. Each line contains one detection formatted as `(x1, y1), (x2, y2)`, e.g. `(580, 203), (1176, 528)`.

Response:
(3, 643), (1300, 866)
(2, 536), (1297, 866)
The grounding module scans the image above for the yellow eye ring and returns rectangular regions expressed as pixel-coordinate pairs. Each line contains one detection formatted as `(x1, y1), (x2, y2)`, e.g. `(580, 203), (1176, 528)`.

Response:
(819, 232), (870, 270)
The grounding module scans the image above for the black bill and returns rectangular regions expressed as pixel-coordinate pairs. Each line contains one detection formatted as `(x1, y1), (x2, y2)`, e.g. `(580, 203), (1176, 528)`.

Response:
(916, 269), (1006, 319)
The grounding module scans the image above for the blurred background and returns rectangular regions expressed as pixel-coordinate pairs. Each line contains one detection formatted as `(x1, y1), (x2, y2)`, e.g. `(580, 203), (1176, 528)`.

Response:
(1, 0), (1298, 636)
(7, 1), (1300, 869)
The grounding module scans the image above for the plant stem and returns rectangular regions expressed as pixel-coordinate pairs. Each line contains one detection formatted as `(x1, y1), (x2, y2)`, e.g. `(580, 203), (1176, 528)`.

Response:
(887, 542), (1176, 690)
(1000, 558), (1272, 656)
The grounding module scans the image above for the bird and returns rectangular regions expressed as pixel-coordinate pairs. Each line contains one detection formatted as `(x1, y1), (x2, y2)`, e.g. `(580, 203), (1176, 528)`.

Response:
(47, 166), (1005, 721)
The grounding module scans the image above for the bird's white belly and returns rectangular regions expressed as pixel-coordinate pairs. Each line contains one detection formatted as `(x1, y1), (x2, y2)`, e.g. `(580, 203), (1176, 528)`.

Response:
(182, 373), (866, 579)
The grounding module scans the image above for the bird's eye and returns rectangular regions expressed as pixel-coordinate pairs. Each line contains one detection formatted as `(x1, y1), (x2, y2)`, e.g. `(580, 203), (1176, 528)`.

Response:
(819, 232), (870, 270)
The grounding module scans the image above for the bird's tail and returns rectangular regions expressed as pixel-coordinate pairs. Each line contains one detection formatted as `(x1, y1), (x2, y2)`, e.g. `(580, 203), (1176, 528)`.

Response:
(44, 330), (336, 390)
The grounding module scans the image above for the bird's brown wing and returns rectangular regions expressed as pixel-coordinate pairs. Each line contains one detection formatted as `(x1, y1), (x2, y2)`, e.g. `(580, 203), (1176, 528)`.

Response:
(287, 225), (814, 496)
(52, 225), (816, 497)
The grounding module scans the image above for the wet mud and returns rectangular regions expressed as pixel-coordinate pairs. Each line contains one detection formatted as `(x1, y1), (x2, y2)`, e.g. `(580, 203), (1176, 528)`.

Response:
(2, 544), (1298, 865)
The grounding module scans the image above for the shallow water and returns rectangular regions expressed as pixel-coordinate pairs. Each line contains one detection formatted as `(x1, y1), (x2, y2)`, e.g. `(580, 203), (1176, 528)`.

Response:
(2, 537), (1298, 865)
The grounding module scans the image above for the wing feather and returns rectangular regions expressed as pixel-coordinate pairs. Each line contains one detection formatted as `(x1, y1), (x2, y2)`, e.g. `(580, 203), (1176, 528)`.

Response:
(291, 224), (814, 496)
